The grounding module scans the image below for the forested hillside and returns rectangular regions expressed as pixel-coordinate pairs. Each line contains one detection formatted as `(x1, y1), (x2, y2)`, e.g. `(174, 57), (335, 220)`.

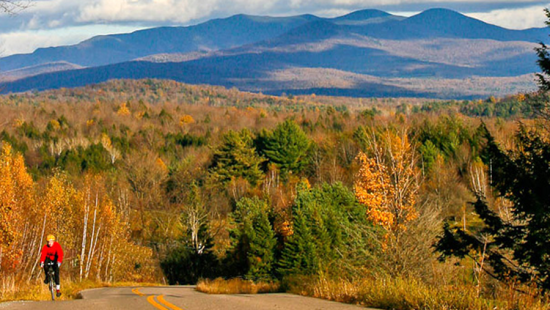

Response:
(0, 79), (548, 308)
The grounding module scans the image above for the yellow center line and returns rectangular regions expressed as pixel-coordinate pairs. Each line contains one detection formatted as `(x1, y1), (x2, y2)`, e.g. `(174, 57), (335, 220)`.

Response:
(147, 295), (169, 310)
(132, 288), (145, 296)
(157, 295), (184, 310)
(132, 287), (181, 310)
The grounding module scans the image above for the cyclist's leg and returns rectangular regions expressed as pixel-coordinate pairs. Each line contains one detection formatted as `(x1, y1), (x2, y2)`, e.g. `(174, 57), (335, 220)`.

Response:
(54, 263), (60, 286)
(43, 264), (49, 284)
(54, 263), (61, 297)
(43, 258), (51, 284)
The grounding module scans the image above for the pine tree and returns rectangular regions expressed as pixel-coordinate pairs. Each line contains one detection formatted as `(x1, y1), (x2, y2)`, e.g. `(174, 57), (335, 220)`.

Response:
(532, 8), (550, 121)
(209, 129), (265, 187)
(436, 125), (550, 291)
(277, 181), (376, 277)
(536, 9), (550, 94)
(245, 204), (276, 280)
(277, 207), (318, 276)
(260, 120), (310, 176)
(437, 12), (550, 291)
(229, 197), (276, 281)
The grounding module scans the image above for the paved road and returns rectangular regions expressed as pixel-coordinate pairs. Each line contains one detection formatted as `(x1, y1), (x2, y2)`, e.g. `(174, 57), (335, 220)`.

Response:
(0, 286), (377, 310)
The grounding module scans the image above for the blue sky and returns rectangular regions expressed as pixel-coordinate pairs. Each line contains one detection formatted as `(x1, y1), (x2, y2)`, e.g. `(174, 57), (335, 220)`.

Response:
(1, 0), (549, 56)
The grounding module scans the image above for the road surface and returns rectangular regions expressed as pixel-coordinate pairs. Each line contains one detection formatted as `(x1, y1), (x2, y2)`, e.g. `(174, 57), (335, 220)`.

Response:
(0, 286), (377, 310)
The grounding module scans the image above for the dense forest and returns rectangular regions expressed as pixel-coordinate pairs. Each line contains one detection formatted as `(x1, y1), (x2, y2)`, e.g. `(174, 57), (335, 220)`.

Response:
(0, 79), (548, 309)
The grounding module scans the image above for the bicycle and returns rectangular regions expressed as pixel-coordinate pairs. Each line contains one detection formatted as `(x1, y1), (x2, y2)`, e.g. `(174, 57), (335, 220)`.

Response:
(45, 261), (56, 301)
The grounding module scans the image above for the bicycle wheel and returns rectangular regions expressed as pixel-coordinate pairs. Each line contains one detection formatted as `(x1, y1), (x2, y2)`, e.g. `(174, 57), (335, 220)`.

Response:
(48, 272), (55, 301)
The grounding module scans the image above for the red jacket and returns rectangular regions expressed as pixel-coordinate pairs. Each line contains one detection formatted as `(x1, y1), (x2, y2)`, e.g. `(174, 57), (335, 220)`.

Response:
(40, 242), (64, 264)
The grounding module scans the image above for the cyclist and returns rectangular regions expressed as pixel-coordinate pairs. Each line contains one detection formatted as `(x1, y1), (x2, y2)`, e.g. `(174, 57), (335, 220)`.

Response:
(40, 234), (64, 297)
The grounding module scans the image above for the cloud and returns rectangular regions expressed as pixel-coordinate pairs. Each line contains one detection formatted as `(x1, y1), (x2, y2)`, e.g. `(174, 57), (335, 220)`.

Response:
(467, 3), (550, 29)
(78, 0), (215, 23)
(0, 0), (549, 56)
(0, 30), (80, 56)
(2, 0), (549, 31)
(76, 0), (285, 23)
(0, 24), (145, 56)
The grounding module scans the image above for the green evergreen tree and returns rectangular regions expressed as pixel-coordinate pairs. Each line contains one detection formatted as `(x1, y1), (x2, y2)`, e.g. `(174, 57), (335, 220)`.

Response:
(277, 181), (374, 277)
(438, 13), (550, 291)
(259, 120), (310, 176)
(209, 129), (265, 187)
(277, 207), (319, 276)
(419, 140), (440, 172)
(436, 125), (550, 291)
(536, 9), (550, 93)
(228, 197), (277, 280)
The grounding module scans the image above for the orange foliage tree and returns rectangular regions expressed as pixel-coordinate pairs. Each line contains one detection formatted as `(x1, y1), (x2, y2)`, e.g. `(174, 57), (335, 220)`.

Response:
(354, 129), (419, 237)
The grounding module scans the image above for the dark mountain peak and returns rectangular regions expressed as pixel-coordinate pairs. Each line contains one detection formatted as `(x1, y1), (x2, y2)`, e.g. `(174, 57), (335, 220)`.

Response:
(213, 12), (319, 24)
(419, 8), (462, 16)
(406, 8), (485, 26)
(391, 7), (542, 42)
(276, 20), (343, 43)
(334, 9), (391, 21)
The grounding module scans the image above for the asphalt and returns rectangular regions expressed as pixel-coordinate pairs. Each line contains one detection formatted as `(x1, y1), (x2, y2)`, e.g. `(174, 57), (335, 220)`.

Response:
(0, 286), (378, 310)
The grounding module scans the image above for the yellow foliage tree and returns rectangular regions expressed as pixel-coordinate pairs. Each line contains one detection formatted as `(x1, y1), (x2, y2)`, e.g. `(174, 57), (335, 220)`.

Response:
(354, 129), (419, 236)
(117, 102), (131, 116)
(179, 114), (195, 126)
(41, 173), (80, 254)
(0, 143), (35, 273)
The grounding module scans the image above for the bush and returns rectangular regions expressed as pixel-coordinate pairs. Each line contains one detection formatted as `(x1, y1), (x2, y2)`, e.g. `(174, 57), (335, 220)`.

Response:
(161, 246), (219, 285)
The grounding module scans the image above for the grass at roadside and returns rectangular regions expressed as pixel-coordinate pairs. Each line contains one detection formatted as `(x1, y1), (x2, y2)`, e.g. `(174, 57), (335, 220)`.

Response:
(196, 278), (280, 294)
(0, 278), (161, 302)
(285, 275), (550, 310)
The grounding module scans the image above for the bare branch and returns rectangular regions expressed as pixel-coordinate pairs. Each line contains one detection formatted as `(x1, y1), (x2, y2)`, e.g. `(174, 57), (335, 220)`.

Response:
(0, 0), (31, 15)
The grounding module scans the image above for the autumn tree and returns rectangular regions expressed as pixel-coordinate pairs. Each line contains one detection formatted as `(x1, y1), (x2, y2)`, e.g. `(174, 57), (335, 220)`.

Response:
(354, 129), (419, 236)
(123, 151), (168, 243)
(0, 143), (34, 272)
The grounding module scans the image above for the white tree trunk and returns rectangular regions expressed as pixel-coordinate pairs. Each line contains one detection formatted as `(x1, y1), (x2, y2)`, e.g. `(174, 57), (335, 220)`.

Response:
(80, 190), (91, 281)
(31, 214), (47, 281)
(84, 194), (98, 279)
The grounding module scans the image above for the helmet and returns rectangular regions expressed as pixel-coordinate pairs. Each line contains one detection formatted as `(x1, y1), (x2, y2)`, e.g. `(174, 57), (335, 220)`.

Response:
(46, 234), (55, 241)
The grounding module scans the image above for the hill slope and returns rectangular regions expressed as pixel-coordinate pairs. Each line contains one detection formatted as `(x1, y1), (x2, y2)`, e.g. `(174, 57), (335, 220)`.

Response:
(0, 8), (544, 98)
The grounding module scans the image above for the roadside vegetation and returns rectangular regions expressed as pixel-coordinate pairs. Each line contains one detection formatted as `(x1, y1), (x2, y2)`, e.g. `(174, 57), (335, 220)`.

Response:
(0, 77), (549, 309)
(196, 278), (280, 294)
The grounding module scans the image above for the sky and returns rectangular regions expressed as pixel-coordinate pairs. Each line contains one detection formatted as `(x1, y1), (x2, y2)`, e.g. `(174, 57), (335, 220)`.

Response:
(1, 0), (549, 56)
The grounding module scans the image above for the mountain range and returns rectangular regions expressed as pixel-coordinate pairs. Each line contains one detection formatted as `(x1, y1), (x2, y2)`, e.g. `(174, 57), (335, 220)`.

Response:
(0, 8), (547, 99)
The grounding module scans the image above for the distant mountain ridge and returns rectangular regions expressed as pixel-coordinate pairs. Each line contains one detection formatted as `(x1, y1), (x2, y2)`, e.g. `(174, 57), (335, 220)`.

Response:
(0, 8), (546, 98)
(0, 61), (83, 82)
(0, 13), (321, 71)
